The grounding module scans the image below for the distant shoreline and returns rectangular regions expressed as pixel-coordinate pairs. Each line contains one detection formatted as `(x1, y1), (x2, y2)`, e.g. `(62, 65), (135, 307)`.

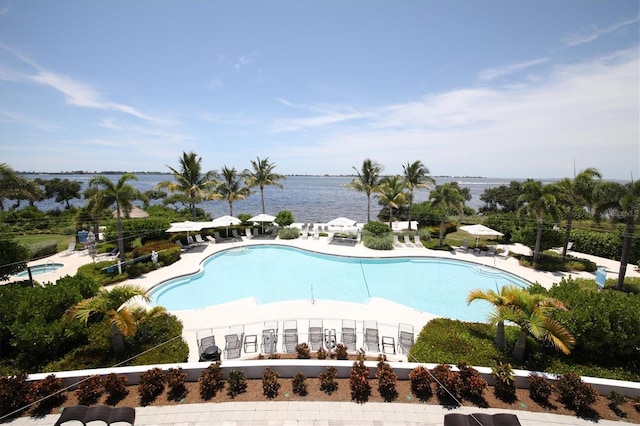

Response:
(18, 171), (489, 179)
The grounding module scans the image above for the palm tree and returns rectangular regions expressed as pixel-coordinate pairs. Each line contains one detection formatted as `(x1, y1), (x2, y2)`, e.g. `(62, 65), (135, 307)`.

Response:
(211, 166), (251, 216)
(594, 180), (640, 290)
(517, 181), (559, 263)
(87, 174), (141, 263)
(551, 168), (601, 258)
(467, 285), (516, 351)
(157, 151), (217, 219)
(402, 160), (435, 230)
(65, 284), (151, 354)
(429, 183), (464, 246)
(346, 159), (383, 222)
(245, 157), (285, 214)
(376, 175), (408, 228)
(498, 286), (575, 362)
(0, 163), (43, 210)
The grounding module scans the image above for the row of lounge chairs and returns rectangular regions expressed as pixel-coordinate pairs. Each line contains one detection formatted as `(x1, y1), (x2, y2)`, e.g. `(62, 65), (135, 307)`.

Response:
(196, 321), (415, 361)
(393, 234), (425, 248)
(457, 241), (510, 258)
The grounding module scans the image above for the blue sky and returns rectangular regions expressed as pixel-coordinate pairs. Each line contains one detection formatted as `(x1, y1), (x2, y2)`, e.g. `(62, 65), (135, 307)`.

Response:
(1, 1), (638, 179)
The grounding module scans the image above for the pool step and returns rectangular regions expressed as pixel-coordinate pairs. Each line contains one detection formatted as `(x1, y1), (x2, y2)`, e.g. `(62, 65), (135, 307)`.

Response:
(224, 247), (252, 256)
(471, 266), (504, 278)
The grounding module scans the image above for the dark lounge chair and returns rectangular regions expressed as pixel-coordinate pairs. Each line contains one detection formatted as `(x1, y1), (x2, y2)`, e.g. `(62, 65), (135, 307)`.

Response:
(54, 404), (135, 426)
(444, 412), (521, 426)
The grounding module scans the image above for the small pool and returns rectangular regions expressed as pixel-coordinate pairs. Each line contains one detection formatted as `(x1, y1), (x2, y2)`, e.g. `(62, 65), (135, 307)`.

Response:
(150, 245), (530, 322)
(14, 262), (64, 277)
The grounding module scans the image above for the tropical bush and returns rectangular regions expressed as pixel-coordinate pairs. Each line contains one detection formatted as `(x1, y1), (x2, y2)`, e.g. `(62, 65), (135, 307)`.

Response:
(138, 368), (165, 405)
(570, 228), (640, 263)
(226, 370), (248, 398)
(457, 362), (487, 400)
(376, 360), (398, 402)
(166, 367), (188, 401)
(408, 366), (433, 401)
(528, 374), (553, 404)
(319, 366), (338, 395)
(275, 210), (294, 227)
(362, 221), (390, 236)
(76, 375), (104, 405)
(198, 362), (225, 400)
(492, 362), (515, 402)
(291, 372), (307, 396)
(556, 372), (599, 413)
(349, 359), (371, 403)
(277, 227), (299, 239)
(262, 367), (281, 400)
(0, 372), (31, 418)
(361, 231), (393, 250)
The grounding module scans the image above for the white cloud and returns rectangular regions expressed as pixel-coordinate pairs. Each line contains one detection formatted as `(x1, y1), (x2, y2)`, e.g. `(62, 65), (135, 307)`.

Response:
(563, 15), (640, 47)
(269, 47), (639, 179)
(478, 57), (550, 81)
(1, 44), (164, 123)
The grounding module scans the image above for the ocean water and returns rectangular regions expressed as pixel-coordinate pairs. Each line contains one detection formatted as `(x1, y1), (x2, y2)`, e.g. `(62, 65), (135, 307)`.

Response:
(20, 174), (555, 223)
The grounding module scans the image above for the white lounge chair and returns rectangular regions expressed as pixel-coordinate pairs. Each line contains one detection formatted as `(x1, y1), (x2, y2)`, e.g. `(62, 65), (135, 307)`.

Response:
(403, 235), (414, 247)
(245, 228), (253, 239)
(308, 319), (323, 350)
(261, 320), (278, 354)
(397, 323), (414, 354)
(458, 240), (469, 252)
(61, 242), (76, 256)
(341, 319), (357, 351)
(414, 235), (424, 247)
(194, 234), (206, 245)
(224, 325), (244, 359)
(282, 320), (298, 353)
(393, 235), (403, 248)
(363, 320), (379, 352)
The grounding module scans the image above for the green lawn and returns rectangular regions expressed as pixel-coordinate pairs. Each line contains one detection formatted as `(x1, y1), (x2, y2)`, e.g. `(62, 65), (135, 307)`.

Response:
(14, 234), (75, 252)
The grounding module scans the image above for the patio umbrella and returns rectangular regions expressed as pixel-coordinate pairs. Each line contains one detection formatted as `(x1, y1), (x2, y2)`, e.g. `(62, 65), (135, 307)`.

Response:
(459, 224), (504, 247)
(248, 213), (276, 233)
(166, 221), (212, 238)
(327, 217), (357, 227)
(211, 215), (241, 236)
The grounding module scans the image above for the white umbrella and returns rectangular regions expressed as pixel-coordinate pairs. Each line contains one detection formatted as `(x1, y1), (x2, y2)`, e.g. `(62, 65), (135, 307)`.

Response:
(249, 213), (276, 223)
(249, 213), (276, 233)
(327, 217), (357, 227)
(211, 215), (242, 236)
(459, 224), (504, 247)
(166, 221), (213, 239)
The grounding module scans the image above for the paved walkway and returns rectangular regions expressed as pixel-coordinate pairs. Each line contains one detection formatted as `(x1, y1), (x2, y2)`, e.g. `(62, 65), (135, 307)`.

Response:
(5, 234), (639, 426)
(5, 401), (637, 425)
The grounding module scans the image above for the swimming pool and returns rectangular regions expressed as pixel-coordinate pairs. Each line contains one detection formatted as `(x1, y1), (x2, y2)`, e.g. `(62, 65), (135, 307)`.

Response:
(13, 262), (64, 277)
(151, 245), (530, 322)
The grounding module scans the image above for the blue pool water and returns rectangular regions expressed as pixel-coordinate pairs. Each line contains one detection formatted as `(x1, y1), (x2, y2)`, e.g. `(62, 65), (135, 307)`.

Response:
(150, 245), (530, 322)
(14, 263), (64, 277)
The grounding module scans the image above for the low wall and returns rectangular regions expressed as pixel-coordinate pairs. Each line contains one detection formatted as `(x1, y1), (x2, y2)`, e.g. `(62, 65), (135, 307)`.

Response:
(26, 360), (640, 398)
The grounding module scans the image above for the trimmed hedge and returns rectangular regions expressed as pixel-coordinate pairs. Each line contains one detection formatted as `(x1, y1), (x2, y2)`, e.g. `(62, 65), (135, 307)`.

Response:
(570, 229), (640, 263)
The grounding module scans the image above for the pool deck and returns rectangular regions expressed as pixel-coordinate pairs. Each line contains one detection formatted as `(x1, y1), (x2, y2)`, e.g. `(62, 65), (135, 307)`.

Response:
(5, 233), (640, 426)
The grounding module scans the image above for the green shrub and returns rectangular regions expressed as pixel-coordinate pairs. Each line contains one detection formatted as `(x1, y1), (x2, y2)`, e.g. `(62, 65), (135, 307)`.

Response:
(278, 227), (300, 239)
(198, 362), (225, 400)
(275, 210), (294, 227)
(362, 231), (393, 250)
(409, 366), (433, 402)
(226, 370), (248, 398)
(28, 241), (58, 260)
(492, 362), (516, 402)
(262, 367), (281, 400)
(291, 372), (307, 396)
(363, 221), (390, 236)
(138, 368), (165, 405)
(76, 375), (104, 406)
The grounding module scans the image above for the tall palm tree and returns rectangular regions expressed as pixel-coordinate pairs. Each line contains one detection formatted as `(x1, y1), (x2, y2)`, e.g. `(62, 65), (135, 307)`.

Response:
(157, 151), (217, 219)
(551, 168), (601, 258)
(498, 286), (575, 362)
(211, 166), (251, 216)
(402, 160), (435, 230)
(376, 175), (408, 228)
(594, 180), (640, 290)
(65, 284), (151, 354)
(346, 159), (383, 222)
(429, 183), (464, 246)
(467, 285), (516, 351)
(517, 181), (559, 262)
(245, 157), (285, 214)
(87, 174), (141, 263)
